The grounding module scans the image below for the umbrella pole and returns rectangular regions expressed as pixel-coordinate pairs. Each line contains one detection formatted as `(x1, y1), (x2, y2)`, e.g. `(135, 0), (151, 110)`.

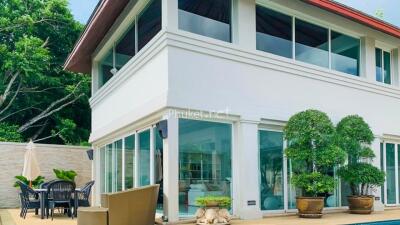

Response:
(29, 180), (32, 188)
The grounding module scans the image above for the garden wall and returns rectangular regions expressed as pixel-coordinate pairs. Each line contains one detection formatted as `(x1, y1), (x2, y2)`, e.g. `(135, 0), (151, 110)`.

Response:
(0, 142), (92, 208)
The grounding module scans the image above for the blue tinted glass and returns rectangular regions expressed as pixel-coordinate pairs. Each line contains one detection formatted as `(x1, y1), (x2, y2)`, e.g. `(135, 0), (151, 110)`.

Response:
(138, 0), (161, 51)
(178, 119), (232, 216)
(384, 51), (391, 84)
(331, 31), (360, 76)
(259, 130), (284, 210)
(139, 130), (151, 186)
(256, 6), (292, 58)
(386, 143), (396, 204)
(178, 0), (231, 42)
(376, 48), (383, 82)
(295, 19), (329, 68)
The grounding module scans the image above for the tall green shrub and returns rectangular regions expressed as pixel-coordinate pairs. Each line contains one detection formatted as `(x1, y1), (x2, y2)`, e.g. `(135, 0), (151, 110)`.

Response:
(284, 109), (346, 197)
(336, 115), (385, 196)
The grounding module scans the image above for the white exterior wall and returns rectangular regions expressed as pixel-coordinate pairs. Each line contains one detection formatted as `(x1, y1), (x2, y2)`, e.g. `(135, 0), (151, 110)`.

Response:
(88, 0), (400, 222)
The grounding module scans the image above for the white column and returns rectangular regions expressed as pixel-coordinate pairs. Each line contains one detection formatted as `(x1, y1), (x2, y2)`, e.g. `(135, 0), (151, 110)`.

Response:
(233, 119), (262, 219)
(233, 0), (256, 49)
(93, 148), (101, 206)
(162, 0), (178, 32)
(360, 36), (375, 80)
(163, 113), (179, 222)
(393, 48), (400, 87)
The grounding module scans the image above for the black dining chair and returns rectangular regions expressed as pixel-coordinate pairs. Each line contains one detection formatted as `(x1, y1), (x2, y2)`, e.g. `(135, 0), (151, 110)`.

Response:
(47, 180), (76, 220)
(40, 180), (55, 217)
(76, 181), (95, 207)
(17, 181), (40, 219)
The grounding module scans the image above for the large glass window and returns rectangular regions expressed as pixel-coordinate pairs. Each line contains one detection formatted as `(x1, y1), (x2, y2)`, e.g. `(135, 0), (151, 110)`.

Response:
(100, 147), (106, 193)
(386, 143), (396, 204)
(178, 119), (232, 216)
(115, 140), (123, 191)
(138, 0), (161, 51)
(259, 130), (284, 210)
(256, 6), (292, 58)
(295, 19), (329, 68)
(124, 135), (135, 189)
(331, 31), (360, 76)
(97, 0), (161, 89)
(106, 144), (113, 193)
(376, 48), (392, 84)
(178, 0), (231, 42)
(154, 128), (164, 212)
(115, 26), (136, 70)
(98, 50), (114, 87)
(139, 130), (151, 186)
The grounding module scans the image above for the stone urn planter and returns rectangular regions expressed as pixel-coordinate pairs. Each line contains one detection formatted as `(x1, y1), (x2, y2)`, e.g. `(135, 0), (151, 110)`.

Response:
(195, 207), (231, 225)
(195, 196), (232, 225)
(347, 195), (374, 214)
(296, 197), (325, 218)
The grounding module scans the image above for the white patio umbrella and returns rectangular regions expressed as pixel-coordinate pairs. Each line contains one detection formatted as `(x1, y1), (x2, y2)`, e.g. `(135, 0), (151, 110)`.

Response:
(22, 140), (41, 187)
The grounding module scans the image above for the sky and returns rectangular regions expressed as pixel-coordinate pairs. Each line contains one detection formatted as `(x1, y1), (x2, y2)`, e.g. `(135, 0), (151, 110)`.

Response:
(68, 0), (400, 27)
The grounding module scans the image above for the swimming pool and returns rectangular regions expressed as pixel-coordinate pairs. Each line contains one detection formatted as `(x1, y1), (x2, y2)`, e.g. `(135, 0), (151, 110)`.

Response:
(352, 220), (400, 225)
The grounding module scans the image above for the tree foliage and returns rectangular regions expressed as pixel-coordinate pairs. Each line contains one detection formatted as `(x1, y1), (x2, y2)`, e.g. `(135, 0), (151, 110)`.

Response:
(284, 109), (346, 197)
(0, 0), (90, 145)
(336, 115), (385, 196)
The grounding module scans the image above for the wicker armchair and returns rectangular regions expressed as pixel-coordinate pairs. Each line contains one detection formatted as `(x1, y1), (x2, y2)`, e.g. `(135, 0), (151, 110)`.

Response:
(17, 181), (40, 219)
(77, 181), (95, 207)
(47, 180), (76, 220)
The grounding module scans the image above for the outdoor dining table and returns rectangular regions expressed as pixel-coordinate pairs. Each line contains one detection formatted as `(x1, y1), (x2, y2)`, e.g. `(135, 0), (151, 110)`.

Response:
(34, 188), (81, 219)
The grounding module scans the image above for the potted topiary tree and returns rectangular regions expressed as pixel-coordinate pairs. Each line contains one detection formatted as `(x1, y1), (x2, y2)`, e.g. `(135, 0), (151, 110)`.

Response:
(336, 115), (385, 214)
(284, 109), (346, 218)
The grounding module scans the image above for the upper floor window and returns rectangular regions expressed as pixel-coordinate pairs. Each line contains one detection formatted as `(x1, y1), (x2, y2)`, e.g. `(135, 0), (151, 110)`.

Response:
(256, 6), (292, 58)
(138, 0), (162, 51)
(376, 48), (391, 84)
(97, 0), (161, 89)
(256, 5), (360, 77)
(331, 31), (360, 76)
(295, 19), (329, 68)
(178, 0), (232, 42)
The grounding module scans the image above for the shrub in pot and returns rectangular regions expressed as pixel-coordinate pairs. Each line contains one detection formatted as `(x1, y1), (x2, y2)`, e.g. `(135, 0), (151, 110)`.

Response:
(284, 109), (346, 218)
(336, 115), (385, 214)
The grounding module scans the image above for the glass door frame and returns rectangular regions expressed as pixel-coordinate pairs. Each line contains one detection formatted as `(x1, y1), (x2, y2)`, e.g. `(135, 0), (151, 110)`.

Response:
(382, 141), (399, 206)
(177, 117), (234, 218)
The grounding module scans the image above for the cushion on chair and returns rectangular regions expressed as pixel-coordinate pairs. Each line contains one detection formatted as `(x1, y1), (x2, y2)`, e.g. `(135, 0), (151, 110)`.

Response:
(77, 207), (108, 225)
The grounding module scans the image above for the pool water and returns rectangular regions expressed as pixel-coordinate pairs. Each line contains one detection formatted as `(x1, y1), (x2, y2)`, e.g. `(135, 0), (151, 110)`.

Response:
(352, 220), (400, 225)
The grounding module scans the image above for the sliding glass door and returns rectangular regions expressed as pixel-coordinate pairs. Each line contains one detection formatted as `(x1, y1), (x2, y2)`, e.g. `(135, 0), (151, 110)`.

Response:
(382, 142), (399, 205)
(178, 119), (232, 216)
(259, 130), (284, 210)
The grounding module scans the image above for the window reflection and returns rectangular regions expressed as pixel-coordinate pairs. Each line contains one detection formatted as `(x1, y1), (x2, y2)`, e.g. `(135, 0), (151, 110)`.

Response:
(179, 119), (232, 216)
(138, 0), (161, 51)
(256, 6), (292, 58)
(295, 19), (329, 68)
(259, 130), (284, 210)
(178, 0), (231, 42)
(331, 31), (360, 76)
(124, 135), (135, 189)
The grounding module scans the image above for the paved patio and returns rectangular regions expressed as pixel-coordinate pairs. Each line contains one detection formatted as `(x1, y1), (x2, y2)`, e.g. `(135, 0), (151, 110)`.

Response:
(2, 208), (400, 225)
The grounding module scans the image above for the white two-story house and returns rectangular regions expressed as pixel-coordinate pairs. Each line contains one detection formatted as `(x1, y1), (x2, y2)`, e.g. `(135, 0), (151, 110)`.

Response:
(65, 0), (400, 222)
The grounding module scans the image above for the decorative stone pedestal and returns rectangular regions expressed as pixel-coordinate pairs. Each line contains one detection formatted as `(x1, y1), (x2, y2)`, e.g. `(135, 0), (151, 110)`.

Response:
(195, 208), (232, 225)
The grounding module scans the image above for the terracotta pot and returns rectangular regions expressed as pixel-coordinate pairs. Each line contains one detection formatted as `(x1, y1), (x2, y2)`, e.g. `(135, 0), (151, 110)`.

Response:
(296, 197), (324, 218)
(347, 196), (374, 214)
